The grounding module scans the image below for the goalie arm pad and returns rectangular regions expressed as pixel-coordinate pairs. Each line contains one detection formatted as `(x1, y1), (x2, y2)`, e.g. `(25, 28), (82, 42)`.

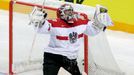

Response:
(84, 17), (112, 36)
(84, 21), (101, 36)
(36, 20), (52, 34)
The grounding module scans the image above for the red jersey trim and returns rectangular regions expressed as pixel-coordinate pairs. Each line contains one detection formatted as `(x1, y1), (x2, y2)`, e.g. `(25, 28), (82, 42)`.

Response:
(48, 18), (88, 28)
(56, 33), (84, 40)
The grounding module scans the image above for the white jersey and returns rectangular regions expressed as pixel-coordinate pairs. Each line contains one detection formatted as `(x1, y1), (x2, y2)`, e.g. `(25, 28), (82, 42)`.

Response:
(37, 18), (100, 59)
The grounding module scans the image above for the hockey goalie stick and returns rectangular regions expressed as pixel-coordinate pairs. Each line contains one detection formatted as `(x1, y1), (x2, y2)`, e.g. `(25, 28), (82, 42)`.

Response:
(13, 0), (46, 74)
(28, 0), (47, 61)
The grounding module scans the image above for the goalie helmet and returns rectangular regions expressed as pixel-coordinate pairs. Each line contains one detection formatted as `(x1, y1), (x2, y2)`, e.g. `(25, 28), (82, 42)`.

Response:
(57, 4), (76, 23)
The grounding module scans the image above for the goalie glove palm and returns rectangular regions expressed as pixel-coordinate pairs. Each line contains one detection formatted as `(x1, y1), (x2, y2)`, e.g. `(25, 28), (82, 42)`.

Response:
(93, 5), (113, 29)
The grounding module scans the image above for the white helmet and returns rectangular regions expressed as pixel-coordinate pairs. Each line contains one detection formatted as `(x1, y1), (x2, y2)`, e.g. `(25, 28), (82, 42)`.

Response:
(57, 4), (76, 23)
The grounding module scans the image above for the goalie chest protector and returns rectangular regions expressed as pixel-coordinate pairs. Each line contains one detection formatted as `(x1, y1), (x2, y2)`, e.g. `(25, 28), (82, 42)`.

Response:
(43, 18), (89, 59)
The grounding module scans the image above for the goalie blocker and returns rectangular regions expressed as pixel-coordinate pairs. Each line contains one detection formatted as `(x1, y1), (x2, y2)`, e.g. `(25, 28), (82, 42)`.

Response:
(29, 7), (47, 28)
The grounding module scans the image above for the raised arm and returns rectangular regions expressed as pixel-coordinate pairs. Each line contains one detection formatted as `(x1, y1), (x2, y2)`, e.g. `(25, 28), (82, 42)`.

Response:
(29, 7), (51, 34)
(84, 5), (113, 36)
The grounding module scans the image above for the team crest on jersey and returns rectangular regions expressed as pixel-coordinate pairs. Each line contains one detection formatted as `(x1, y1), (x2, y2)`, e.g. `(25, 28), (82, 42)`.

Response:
(69, 32), (78, 43)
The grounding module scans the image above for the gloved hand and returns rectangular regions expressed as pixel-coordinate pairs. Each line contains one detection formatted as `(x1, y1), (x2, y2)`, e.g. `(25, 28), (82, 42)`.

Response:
(93, 5), (113, 30)
(29, 7), (47, 27)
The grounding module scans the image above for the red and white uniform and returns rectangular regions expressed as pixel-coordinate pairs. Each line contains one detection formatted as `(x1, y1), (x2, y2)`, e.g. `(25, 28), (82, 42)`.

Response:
(37, 18), (100, 59)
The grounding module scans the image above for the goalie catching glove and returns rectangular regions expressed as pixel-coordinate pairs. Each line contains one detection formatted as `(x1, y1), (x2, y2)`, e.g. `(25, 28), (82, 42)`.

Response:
(93, 5), (113, 30)
(29, 7), (47, 28)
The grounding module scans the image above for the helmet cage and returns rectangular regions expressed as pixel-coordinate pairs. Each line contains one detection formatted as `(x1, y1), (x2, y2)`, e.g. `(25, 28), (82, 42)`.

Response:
(57, 4), (75, 23)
